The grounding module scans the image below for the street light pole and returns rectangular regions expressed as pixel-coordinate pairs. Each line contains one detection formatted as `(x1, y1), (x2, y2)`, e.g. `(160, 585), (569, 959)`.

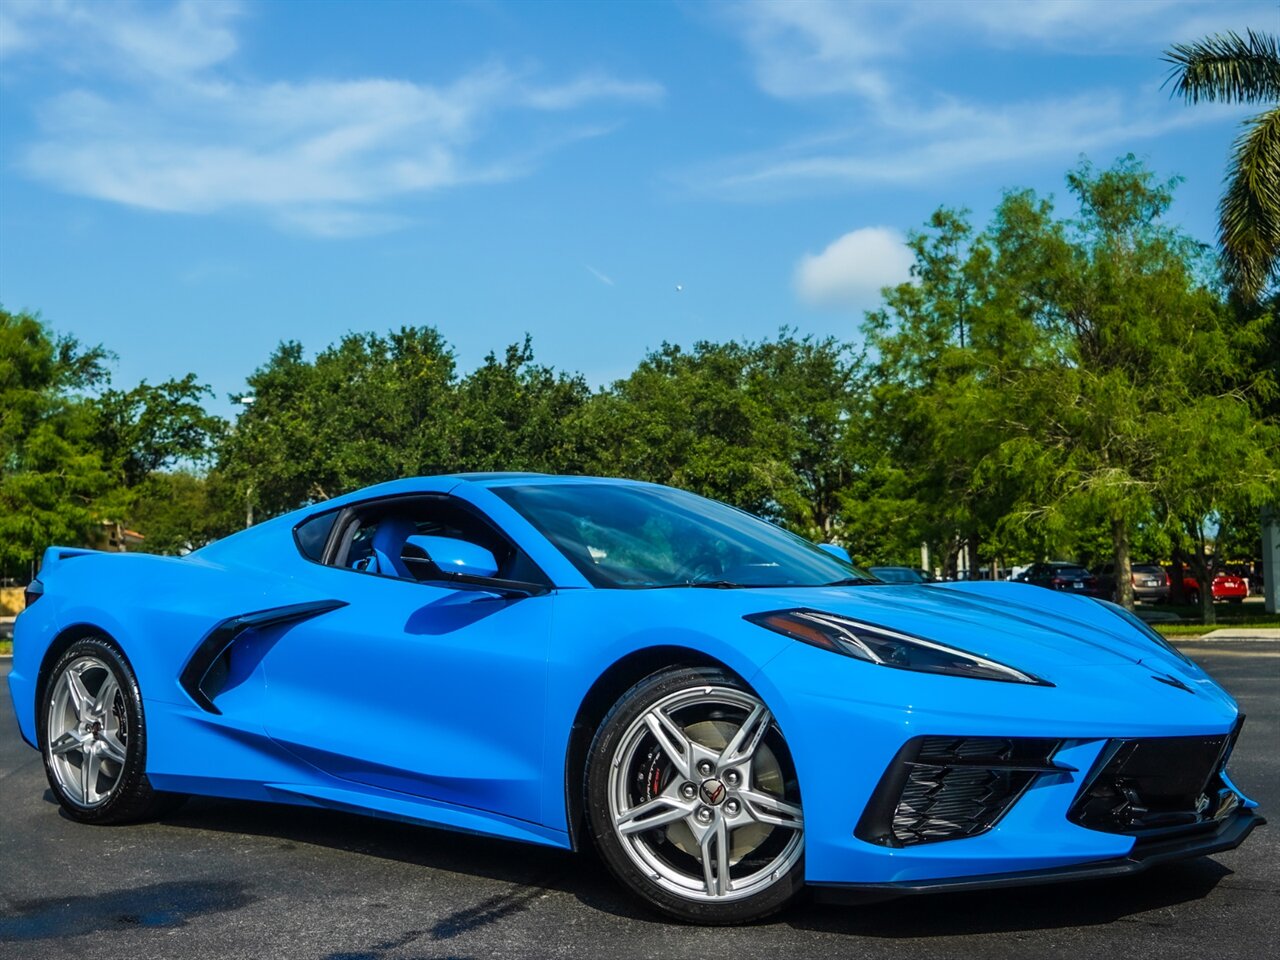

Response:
(236, 395), (257, 529)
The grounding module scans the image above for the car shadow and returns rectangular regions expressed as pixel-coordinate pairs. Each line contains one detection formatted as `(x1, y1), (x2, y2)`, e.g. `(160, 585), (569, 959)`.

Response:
(78, 791), (1237, 935)
(108, 793), (657, 922)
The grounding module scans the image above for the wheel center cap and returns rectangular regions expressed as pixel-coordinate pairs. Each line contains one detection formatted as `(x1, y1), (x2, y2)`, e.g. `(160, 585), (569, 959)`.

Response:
(700, 778), (727, 806)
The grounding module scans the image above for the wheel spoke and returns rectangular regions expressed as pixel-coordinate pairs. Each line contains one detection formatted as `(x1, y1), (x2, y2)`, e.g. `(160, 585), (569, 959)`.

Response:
(91, 674), (119, 718)
(98, 731), (128, 765)
(739, 788), (803, 828)
(80, 744), (101, 805)
(699, 817), (731, 897)
(718, 703), (771, 768)
(642, 707), (694, 779)
(66, 671), (92, 720)
(615, 795), (692, 836)
(49, 731), (84, 756)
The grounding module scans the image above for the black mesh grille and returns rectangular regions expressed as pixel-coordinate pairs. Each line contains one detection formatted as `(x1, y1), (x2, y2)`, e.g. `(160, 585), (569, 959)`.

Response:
(1068, 729), (1241, 836)
(857, 736), (1060, 847)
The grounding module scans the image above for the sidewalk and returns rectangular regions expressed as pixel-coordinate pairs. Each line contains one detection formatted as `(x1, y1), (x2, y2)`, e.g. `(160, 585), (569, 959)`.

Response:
(1195, 627), (1280, 641)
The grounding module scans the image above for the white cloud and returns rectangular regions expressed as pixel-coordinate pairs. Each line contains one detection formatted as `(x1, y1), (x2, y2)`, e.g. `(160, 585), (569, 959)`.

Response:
(0, 0), (242, 76)
(795, 227), (913, 308)
(523, 74), (665, 111)
(3, 2), (662, 236)
(585, 264), (615, 286)
(703, 0), (1262, 195)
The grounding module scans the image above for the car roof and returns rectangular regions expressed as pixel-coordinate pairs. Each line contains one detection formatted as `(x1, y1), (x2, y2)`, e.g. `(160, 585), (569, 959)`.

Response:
(452, 473), (656, 489)
(315, 473), (654, 509)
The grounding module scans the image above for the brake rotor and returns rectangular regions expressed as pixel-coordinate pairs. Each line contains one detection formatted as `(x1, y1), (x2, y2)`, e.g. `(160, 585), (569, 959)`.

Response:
(657, 718), (784, 865)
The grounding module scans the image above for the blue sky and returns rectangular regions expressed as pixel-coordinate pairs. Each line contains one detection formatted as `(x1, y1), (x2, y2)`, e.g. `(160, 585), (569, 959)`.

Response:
(0, 0), (1271, 414)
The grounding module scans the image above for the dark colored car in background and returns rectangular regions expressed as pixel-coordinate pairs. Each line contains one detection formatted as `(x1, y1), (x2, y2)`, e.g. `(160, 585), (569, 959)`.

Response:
(1182, 571), (1249, 604)
(1094, 563), (1171, 604)
(1017, 561), (1103, 596)
(867, 566), (929, 584)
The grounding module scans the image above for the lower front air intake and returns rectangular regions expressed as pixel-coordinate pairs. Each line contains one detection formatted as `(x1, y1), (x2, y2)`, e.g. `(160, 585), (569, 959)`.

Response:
(856, 736), (1062, 847)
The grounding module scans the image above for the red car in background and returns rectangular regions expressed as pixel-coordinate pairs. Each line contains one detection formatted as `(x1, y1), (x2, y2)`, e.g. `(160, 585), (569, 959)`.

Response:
(1181, 571), (1249, 604)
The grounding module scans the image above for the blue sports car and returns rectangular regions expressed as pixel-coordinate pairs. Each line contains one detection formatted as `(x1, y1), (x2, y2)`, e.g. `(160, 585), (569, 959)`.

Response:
(7, 474), (1263, 923)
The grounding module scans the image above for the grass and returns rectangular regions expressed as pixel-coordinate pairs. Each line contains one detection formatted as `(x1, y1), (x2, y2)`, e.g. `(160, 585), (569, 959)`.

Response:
(1150, 605), (1280, 637)
(0, 639), (10, 656)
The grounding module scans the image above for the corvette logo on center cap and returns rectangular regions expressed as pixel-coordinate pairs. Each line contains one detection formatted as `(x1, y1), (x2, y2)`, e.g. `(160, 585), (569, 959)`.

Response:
(700, 779), (727, 805)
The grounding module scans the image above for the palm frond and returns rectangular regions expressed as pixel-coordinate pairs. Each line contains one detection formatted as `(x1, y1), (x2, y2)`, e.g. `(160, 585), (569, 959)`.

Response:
(1164, 29), (1280, 104)
(1219, 106), (1280, 299)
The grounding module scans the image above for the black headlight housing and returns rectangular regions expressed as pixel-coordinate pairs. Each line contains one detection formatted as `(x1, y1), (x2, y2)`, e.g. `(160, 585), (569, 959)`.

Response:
(746, 608), (1049, 685)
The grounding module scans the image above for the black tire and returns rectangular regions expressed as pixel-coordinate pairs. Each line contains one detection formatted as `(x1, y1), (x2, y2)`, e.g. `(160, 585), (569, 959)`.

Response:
(584, 666), (804, 925)
(39, 636), (184, 824)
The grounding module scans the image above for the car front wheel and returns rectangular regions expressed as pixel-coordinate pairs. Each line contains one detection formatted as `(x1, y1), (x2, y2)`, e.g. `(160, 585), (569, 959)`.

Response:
(585, 666), (804, 924)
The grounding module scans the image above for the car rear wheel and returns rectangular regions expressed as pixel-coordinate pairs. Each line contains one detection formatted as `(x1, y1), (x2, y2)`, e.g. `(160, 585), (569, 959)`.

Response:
(585, 667), (804, 924)
(40, 637), (183, 824)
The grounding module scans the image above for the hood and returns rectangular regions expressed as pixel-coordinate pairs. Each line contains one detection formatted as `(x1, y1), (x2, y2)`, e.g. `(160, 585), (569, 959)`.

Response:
(718, 579), (1197, 680)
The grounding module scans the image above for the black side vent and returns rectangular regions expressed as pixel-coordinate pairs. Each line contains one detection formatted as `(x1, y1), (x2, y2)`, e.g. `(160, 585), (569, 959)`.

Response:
(856, 736), (1063, 848)
(179, 600), (348, 714)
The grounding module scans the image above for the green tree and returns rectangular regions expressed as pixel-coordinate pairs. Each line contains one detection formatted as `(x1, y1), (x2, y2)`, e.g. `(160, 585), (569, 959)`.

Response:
(220, 327), (458, 520)
(95, 375), (225, 488)
(1165, 29), (1280, 299)
(449, 337), (592, 473)
(864, 208), (1017, 576)
(581, 333), (864, 542)
(0, 309), (113, 576)
(864, 158), (1276, 614)
(124, 469), (240, 555)
(985, 159), (1265, 611)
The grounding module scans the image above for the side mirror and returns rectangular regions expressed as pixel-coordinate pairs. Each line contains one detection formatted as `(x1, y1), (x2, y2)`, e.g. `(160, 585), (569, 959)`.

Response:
(818, 543), (852, 564)
(405, 535), (499, 579)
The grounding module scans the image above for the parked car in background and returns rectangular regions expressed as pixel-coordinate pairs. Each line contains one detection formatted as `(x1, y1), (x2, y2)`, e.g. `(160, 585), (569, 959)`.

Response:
(868, 566), (928, 584)
(1017, 562), (1103, 597)
(1094, 563), (1170, 604)
(1181, 571), (1249, 604)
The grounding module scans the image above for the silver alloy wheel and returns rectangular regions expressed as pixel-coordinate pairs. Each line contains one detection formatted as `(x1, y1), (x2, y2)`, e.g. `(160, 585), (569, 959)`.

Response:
(608, 685), (803, 903)
(46, 655), (129, 808)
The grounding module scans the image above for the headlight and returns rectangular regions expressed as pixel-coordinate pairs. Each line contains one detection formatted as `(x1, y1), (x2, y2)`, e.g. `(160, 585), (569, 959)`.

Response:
(745, 608), (1048, 685)
(1091, 598), (1193, 667)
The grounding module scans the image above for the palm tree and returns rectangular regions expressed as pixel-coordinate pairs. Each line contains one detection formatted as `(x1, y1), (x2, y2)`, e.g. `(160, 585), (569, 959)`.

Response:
(1165, 29), (1280, 300)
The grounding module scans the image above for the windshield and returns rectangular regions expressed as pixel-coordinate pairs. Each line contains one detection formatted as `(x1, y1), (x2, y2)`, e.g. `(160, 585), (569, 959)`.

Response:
(491, 481), (874, 588)
(869, 566), (924, 584)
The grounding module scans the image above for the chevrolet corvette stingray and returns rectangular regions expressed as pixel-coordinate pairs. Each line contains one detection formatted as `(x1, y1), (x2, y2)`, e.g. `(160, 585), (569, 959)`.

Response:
(7, 474), (1263, 923)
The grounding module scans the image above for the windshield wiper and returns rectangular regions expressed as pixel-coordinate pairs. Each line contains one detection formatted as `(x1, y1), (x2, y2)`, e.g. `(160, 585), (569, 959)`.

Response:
(822, 578), (882, 586)
(642, 579), (746, 589)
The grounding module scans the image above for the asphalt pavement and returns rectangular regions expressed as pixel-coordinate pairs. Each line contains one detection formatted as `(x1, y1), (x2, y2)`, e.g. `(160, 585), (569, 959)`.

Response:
(1, 643), (1277, 960)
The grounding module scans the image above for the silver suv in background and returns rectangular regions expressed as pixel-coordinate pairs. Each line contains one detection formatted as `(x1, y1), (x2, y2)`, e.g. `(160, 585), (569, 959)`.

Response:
(1094, 562), (1171, 603)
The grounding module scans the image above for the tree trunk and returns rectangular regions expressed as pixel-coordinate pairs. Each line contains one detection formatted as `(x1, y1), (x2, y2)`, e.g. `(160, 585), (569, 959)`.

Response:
(943, 540), (960, 580)
(1192, 526), (1216, 628)
(967, 532), (981, 580)
(1263, 506), (1279, 616)
(1112, 517), (1134, 610)
(1169, 548), (1188, 605)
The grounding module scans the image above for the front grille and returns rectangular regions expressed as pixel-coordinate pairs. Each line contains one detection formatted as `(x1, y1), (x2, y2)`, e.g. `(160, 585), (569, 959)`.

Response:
(857, 736), (1061, 847)
(1068, 728), (1241, 836)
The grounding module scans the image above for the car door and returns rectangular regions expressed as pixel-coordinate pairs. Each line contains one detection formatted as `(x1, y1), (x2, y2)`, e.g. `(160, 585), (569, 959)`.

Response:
(259, 495), (554, 825)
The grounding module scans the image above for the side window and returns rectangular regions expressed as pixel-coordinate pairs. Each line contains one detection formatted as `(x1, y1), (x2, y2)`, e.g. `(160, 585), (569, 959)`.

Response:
(294, 509), (340, 562)
(336, 497), (545, 585)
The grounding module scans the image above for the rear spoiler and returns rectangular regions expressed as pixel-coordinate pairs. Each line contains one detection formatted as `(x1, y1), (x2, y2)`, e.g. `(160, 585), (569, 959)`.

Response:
(40, 545), (106, 570)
